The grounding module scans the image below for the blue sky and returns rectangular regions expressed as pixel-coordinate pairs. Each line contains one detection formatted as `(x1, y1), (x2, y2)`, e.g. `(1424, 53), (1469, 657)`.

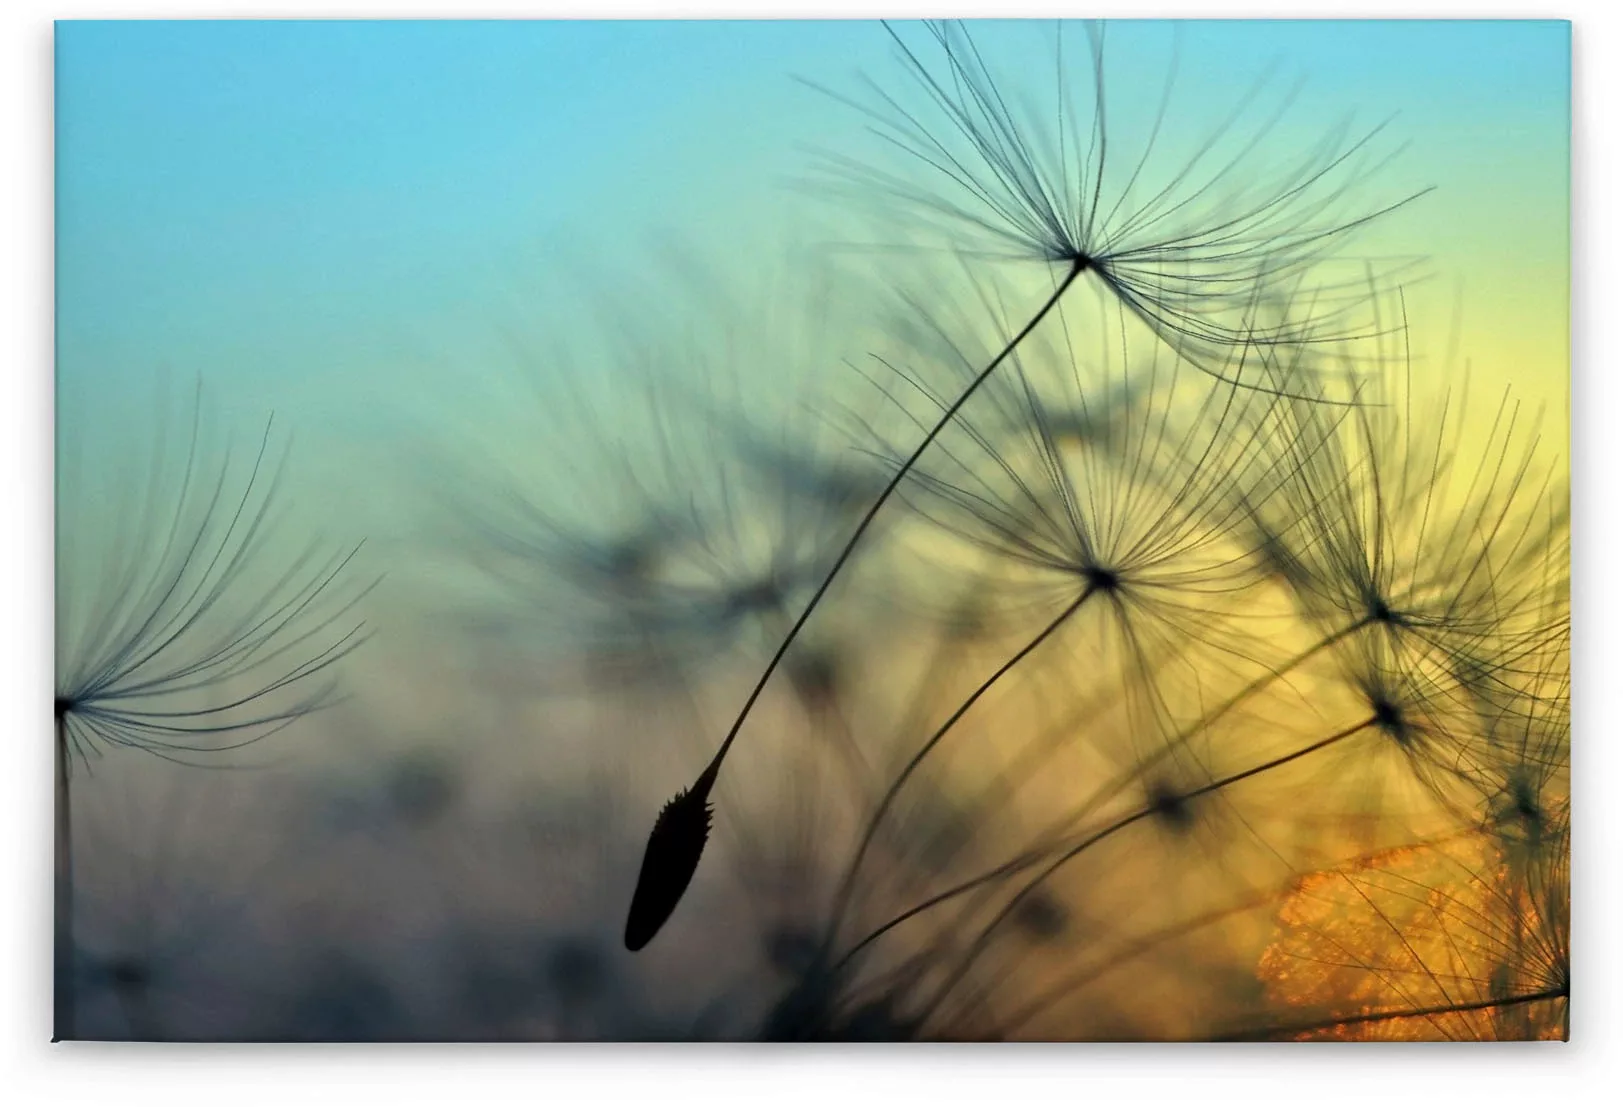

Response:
(55, 19), (1569, 522)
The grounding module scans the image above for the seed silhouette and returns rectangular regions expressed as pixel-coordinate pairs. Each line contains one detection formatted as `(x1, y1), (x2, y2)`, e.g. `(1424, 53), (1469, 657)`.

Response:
(624, 763), (719, 951)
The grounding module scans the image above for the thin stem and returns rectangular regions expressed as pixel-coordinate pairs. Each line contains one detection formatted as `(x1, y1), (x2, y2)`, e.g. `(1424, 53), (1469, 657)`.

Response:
(919, 714), (1379, 1026)
(1003, 614), (1375, 859)
(821, 581), (1098, 959)
(1217, 986), (1570, 1041)
(997, 882), (1297, 1037)
(832, 616), (1373, 972)
(706, 260), (1088, 779)
(54, 716), (76, 1042)
(991, 824), (1486, 1037)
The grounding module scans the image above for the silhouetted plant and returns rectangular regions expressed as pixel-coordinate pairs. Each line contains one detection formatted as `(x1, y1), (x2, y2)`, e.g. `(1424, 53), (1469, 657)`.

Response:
(442, 263), (895, 699)
(807, 21), (1427, 370)
(625, 18), (1434, 954)
(669, 284), (1562, 1039)
(54, 387), (374, 1040)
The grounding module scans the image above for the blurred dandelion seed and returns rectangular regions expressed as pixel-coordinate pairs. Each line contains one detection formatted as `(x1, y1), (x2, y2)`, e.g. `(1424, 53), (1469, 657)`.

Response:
(54, 384), (375, 1040)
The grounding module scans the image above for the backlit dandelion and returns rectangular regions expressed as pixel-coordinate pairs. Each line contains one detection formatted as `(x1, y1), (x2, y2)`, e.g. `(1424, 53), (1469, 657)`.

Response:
(809, 20), (1429, 369)
(54, 386), (374, 1039)
(624, 20), (1431, 950)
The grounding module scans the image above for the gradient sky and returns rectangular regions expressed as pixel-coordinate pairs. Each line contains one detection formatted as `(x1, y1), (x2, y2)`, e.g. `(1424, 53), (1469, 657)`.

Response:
(55, 19), (1570, 541)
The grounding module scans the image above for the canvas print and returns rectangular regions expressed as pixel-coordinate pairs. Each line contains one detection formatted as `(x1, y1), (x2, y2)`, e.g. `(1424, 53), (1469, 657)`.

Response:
(53, 19), (1570, 1042)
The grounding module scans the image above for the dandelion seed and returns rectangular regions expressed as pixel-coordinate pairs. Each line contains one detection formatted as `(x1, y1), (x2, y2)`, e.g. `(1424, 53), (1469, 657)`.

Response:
(54, 385), (373, 1040)
(624, 764), (718, 951)
(808, 20), (1427, 372)
(55, 394), (373, 768)
(1250, 313), (1567, 673)
(447, 278), (889, 698)
(1145, 779), (1195, 833)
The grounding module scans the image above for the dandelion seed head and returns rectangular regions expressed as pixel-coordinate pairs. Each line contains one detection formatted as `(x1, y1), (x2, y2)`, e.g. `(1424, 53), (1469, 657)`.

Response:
(1012, 890), (1070, 941)
(1367, 596), (1404, 628)
(1370, 697), (1407, 743)
(719, 574), (792, 622)
(1147, 780), (1195, 832)
(1488, 768), (1562, 853)
(1082, 565), (1122, 594)
(1253, 332), (1567, 667)
(785, 646), (842, 711)
(447, 266), (893, 696)
(54, 386), (372, 769)
(812, 19), (1428, 376)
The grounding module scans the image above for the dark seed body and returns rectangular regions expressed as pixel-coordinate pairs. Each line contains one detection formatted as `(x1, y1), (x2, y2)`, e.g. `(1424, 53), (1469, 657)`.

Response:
(624, 770), (717, 951)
